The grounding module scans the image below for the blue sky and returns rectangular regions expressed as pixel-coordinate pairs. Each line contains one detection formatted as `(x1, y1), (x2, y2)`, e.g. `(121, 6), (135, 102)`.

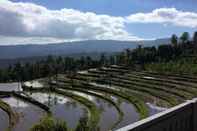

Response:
(12, 0), (197, 15)
(0, 0), (197, 44)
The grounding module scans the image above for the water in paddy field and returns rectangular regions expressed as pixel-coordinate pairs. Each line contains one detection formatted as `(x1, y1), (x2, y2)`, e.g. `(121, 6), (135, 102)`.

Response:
(2, 97), (45, 131)
(114, 101), (139, 130)
(97, 101), (119, 131)
(72, 91), (140, 131)
(0, 83), (165, 131)
(0, 108), (9, 131)
(73, 92), (120, 131)
(28, 92), (85, 129)
(0, 83), (22, 91)
(147, 102), (167, 115)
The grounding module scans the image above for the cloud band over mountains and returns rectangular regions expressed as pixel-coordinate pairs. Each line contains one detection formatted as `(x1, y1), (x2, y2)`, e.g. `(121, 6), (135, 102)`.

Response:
(0, 0), (197, 44)
(0, 0), (136, 42)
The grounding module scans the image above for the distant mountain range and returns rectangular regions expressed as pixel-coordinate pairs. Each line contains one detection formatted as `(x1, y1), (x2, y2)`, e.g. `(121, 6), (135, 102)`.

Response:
(0, 39), (170, 59)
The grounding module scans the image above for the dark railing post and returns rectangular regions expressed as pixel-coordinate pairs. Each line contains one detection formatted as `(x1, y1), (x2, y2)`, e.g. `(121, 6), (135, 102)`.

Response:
(193, 99), (197, 131)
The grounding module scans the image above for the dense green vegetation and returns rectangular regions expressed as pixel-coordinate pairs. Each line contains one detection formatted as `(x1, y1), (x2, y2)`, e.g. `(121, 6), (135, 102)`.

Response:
(145, 57), (197, 74)
(30, 115), (68, 131)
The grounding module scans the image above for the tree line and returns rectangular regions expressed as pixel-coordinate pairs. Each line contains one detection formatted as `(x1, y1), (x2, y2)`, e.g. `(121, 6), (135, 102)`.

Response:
(0, 31), (197, 82)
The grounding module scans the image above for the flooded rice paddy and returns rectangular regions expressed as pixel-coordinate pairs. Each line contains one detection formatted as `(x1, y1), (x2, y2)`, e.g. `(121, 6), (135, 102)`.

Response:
(0, 82), (162, 131)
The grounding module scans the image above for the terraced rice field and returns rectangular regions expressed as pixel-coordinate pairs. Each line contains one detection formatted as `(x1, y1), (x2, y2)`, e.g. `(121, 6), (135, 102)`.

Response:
(1, 65), (197, 131)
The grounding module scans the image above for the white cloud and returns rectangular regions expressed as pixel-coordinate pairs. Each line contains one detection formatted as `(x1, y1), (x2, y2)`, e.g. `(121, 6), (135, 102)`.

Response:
(0, 0), (197, 45)
(126, 8), (197, 28)
(0, 0), (139, 45)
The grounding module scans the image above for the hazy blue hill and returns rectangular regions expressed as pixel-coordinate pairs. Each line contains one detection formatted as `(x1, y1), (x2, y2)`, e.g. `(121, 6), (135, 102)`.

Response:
(141, 38), (170, 47)
(0, 39), (170, 59)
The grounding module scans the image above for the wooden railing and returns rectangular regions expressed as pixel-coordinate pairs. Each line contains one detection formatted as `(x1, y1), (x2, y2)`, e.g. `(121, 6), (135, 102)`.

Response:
(116, 98), (197, 131)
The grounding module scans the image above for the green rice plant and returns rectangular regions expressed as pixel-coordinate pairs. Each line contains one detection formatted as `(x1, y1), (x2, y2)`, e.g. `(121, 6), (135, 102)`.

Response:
(30, 115), (68, 131)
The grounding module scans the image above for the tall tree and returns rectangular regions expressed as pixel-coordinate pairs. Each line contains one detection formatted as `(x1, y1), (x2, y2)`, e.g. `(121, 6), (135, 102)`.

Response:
(125, 48), (131, 65)
(99, 53), (107, 66)
(171, 34), (178, 47)
(180, 32), (190, 43)
(193, 31), (197, 44)
(0, 69), (3, 82)
(79, 56), (85, 69)
(14, 62), (23, 82)
(85, 56), (92, 68)
(109, 56), (116, 65)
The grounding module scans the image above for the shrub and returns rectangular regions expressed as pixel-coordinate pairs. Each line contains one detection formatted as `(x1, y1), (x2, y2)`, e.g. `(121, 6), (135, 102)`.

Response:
(30, 116), (68, 131)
